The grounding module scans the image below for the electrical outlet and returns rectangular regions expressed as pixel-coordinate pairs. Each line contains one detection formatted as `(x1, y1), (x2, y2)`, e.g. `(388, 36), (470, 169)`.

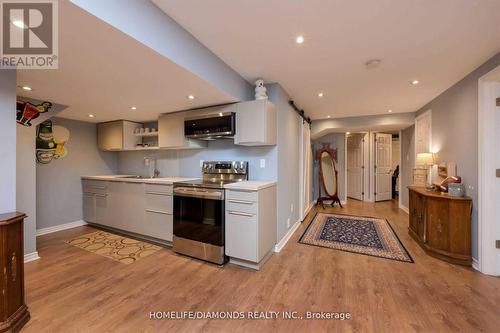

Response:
(468, 185), (474, 190)
(287, 218), (290, 228)
(260, 159), (266, 168)
(291, 204), (294, 213)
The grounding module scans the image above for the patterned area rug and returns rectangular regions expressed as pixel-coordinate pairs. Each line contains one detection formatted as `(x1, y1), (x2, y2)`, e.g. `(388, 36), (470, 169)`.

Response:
(299, 213), (413, 263)
(65, 231), (161, 264)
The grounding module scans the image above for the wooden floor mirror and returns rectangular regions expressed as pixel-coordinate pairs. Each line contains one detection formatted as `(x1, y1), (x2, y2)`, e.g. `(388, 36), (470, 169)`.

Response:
(316, 147), (343, 208)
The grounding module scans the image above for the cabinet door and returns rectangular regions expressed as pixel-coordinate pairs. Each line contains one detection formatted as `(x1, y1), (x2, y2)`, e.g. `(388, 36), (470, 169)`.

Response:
(120, 182), (145, 234)
(95, 194), (108, 226)
(158, 113), (206, 149)
(3, 222), (24, 318)
(408, 190), (420, 237)
(83, 193), (96, 223)
(235, 100), (276, 146)
(144, 211), (173, 241)
(97, 121), (123, 151)
(426, 199), (449, 251)
(106, 182), (123, 229)
(225, 210), (257, 261)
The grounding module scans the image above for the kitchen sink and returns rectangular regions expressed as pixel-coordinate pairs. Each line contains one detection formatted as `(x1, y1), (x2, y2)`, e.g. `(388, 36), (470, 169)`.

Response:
(118, 175), (156, 179)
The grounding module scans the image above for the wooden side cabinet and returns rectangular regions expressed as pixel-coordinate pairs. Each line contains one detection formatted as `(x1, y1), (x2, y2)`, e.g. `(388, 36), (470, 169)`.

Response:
(408, 186), (472, 265)
(0, 212), (30, 333)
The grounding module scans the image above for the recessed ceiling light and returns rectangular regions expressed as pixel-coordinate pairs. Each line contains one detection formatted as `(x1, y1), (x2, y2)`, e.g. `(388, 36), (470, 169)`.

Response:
(296, 35), (304, 44)
(88, 114), (95, 118)
(318, 92), (324, 98)
(187, 95), (195, 100)
(12, 20), (26, 29)
(327, 115), (331, 118)
(21, 86), (32, 91)
(411, 80), (419, 85)
(346, 132), (351, 135)
(130, 106), (137, 110)
(388, 109), (393, 113)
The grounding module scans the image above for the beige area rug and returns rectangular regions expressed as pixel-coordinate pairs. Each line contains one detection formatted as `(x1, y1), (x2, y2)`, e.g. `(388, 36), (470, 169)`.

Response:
(65, 231), (161, 264)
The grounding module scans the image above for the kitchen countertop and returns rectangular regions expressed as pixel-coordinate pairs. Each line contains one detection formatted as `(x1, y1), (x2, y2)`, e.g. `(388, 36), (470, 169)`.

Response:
(224, 180), (277, 191)
(82, 175), (199, 185)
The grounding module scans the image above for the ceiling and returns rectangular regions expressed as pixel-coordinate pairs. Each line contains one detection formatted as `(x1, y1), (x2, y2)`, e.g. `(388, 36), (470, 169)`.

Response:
(154, 0), (500, 120)
(17, 1), (237, 123)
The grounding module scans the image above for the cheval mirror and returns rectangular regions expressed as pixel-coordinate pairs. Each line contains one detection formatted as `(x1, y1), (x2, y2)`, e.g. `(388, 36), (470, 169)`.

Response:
(316, 147), (343, 208)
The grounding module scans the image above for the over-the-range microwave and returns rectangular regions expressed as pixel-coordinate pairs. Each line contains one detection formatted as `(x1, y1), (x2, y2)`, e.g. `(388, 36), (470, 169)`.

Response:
(184, 112), (236, 140)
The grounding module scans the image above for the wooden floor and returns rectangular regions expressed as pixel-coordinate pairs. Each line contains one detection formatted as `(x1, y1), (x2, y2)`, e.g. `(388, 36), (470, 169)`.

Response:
(24, 200), (500, 333)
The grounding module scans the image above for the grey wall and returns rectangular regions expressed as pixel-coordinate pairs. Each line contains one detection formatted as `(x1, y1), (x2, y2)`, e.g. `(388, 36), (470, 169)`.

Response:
(414, 52), (500, 259)
(400, 125), (415, 208)
(37, 118), (118, 230)
(268, 83), (301, 241)
(17, 125), (37, 255)
(0, 70), (16, 214)
(312, 133), (346, 203)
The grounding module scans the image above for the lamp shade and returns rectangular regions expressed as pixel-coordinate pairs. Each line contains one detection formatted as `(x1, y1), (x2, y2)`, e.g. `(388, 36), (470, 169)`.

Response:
(416, 152), (435, 166)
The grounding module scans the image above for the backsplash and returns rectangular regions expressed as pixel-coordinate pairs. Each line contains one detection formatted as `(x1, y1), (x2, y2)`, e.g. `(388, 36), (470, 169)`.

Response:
(117, 139), (278, 181)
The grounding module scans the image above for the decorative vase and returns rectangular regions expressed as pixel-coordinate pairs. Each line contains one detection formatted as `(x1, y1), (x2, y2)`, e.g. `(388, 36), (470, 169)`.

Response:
(254, 79), (268, 100)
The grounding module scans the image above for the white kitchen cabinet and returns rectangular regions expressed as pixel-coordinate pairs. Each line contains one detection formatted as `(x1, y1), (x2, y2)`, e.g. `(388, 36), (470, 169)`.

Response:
(97, 120), (142, 151)
(234, 99), (277, 146)
(83, 193), (96, 223)
(158, 112), (207, 149)
(82, 180), (109, 224)
(144, 185), (174, 241)
(225, 185), (277, 270)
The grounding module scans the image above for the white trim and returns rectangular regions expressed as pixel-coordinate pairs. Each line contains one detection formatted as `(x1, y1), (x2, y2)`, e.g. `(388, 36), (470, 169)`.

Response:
(340, 200), (347, 205)
(344, 133), (348, 202)
(414, 109), (432, 163)
(398, 130), (403, 210)
(304, 202), (315, 218)
(399, 204), (409, 214)
(36, 220), (87, 236)
(472, 258), (480, 272)
(275, 219), (301, 253)
(24, 252), (40, 263)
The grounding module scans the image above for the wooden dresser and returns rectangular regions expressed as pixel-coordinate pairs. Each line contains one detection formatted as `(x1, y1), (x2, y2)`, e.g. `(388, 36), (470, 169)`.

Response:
(0, 212), (30, 333)
(408, 186), (472, 265)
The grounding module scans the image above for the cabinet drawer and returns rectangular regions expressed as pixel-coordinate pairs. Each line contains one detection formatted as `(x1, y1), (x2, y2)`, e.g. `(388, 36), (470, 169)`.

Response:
(226, 199), (257, 214)
(82, 180), (107, 195)
(144, 211), (173, 241)
(226, 190), (258, 203)
(145, 184), (173, 195)
(146, 192), (173, 214)
(225, 211), (257, 261)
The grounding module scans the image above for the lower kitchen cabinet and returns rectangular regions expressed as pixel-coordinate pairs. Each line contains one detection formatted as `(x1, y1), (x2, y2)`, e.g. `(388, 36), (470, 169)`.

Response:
(225, 185), (277, 270)
(82, 179), (173, 244)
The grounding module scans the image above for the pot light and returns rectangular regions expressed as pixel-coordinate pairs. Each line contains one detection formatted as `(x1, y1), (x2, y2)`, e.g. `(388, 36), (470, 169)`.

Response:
(318, 92), (324, 98)
(130, 106), (137, 110)
(296, 35), (304, 44)
(21, 86), (32, 91)
(411, 80), (419, 85)
(346, 132), (351, 135)
(327, 115), (331, 118)
(12, 20), (26, 29)
(187, 95), (195, 100)
(388, 109), (393, 113)
(88, 114), (95, 118)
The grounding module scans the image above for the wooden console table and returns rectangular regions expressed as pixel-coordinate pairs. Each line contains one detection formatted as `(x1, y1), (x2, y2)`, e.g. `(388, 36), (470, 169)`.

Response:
(408, 186), (472, 265)
(0, 212), (30, 333)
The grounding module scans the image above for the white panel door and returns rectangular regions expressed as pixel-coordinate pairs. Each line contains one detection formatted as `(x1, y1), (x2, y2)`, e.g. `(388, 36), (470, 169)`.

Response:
(375, 133), (393, 201)
(415, 110), (432, 158)
(347, 134), (364, 200)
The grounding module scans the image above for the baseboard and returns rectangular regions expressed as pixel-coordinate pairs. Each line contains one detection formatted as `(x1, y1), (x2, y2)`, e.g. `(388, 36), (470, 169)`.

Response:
(36, 220), (87, 236)
(472, 258), (480, 271)
(275, 219), (301, 253)
(304, 202), (315, 218)
(24, 252), (40, 263)
(399, 204), (409, 214)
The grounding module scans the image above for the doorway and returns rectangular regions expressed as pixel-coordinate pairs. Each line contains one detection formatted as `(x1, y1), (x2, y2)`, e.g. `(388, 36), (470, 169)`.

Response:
(346, 133), (365, 200)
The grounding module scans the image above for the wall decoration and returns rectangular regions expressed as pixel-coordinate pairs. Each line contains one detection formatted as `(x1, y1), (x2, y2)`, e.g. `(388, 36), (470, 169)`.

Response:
(254, 79), (268, 100)
(36, 120), (70, 164)
(16, 100), (52, 126)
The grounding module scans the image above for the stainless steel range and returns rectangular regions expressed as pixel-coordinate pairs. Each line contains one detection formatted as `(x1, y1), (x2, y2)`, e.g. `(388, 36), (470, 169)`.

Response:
(173, 161), (248, 265)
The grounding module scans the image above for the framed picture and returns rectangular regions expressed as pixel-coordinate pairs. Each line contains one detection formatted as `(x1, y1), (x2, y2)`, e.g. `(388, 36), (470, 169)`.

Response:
(413, 168), (428, 186)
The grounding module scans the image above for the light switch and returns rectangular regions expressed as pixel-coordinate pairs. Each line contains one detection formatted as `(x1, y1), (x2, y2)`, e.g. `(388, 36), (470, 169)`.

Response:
(260, 159), (266, 168)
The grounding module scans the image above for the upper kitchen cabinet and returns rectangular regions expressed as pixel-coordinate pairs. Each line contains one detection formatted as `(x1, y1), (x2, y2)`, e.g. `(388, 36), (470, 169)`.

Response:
(234, 100), (276, 146)
(158, 112), (207, 149)
(97, 120), (142, 151)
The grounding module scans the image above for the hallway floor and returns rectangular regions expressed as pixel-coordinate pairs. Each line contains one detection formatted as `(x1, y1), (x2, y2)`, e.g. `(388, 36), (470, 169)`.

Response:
(24, 200), (500, 332)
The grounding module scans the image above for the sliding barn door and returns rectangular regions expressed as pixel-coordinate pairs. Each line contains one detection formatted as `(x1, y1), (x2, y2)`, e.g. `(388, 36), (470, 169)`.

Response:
(375, 133), (393, 201)
(347, 134), (364, 200)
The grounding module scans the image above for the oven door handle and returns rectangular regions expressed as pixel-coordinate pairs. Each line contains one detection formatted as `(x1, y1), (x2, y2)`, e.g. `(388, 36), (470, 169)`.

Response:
(228, 211), (254, 217)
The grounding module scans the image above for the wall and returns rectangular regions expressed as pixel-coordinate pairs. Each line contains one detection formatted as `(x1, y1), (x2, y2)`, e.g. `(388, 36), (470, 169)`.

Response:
(0, 70), (16, 214)
(392, 138), (400, 170)
(400, 125), (415, 209)
(414, 52), (500, 259)
(312, 133), (346, 203)
(37, 118), (118, 230)
(17, 125), (37, 256)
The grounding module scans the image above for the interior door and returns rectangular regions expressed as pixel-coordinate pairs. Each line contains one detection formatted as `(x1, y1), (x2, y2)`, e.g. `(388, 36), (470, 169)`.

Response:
(347, 134), (364, 200)
(415, 110), (431, 156)
(375, 133), (393, 201)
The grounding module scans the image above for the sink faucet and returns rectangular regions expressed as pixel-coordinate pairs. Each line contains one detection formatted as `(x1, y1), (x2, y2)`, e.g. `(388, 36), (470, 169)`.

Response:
(144, 157), (160, 178)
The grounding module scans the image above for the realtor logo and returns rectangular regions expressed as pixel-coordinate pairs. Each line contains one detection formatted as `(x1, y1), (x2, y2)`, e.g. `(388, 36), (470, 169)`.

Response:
(1, 0), (58, 69)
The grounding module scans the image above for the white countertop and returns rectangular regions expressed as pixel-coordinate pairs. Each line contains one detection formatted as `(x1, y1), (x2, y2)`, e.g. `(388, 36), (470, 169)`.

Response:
(82, 175), (199, 185)
(224, 180), (277, 191)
